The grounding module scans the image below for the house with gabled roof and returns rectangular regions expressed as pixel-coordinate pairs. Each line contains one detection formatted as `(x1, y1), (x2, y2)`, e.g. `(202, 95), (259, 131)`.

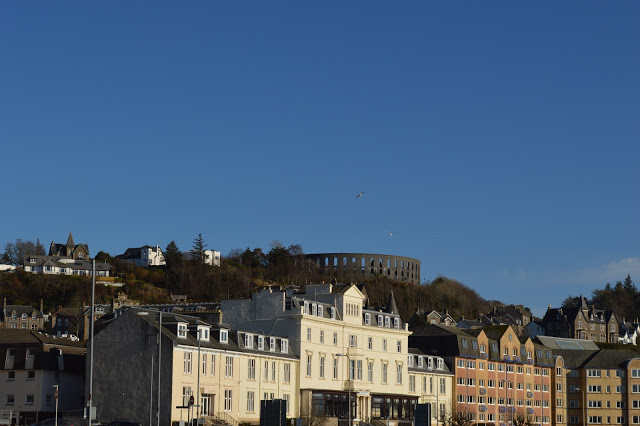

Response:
(542, 295), (619, 343)
(48, 232), (89, 260)
(1, 298), (45, 330)
(115, 244), (165, 267)
(0, 329), (85, 425)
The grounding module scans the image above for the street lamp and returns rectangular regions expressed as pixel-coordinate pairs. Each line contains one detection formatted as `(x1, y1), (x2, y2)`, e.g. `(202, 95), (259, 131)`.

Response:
(53, 385), (59, 426)
(500, 380), (512, 425)
(336, 354), (352, 426)
(575, 387), (586, 426)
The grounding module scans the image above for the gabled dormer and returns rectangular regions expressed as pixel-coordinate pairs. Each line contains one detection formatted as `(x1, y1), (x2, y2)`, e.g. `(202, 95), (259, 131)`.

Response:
(197, 325), (210, 342)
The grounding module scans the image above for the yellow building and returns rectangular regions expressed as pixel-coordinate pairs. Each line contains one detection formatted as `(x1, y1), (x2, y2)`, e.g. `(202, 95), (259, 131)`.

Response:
(222, 284), (423, 424)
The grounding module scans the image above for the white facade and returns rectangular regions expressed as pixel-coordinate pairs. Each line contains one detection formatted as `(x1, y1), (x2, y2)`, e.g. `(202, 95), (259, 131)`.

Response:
(23, 257), (110, 277)
(183, 250), (221, 266)
(221, 284), (419, 423)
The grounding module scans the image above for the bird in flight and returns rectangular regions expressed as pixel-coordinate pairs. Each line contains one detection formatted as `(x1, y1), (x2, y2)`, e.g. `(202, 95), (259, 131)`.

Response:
(384, 230), (399, 237)
(355, 192), (365, 199)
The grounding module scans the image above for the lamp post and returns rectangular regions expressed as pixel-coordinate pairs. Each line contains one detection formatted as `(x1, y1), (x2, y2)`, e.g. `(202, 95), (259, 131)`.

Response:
(576, 387), (586, 426)
(53, 385), (59, 426)
(336, 354), (352, 426)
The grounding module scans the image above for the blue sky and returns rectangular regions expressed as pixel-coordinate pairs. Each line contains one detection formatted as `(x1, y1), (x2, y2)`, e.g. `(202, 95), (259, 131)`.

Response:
(1, 2), (638, 317)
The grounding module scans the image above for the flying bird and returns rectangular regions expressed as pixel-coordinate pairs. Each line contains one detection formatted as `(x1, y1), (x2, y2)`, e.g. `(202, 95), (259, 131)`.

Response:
(355, 192), (365, 199)
(384, 230), (399, 237)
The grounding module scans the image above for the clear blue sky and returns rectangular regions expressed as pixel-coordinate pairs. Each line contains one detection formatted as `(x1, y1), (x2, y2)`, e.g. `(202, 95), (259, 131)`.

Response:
(1, 2), (638, 317)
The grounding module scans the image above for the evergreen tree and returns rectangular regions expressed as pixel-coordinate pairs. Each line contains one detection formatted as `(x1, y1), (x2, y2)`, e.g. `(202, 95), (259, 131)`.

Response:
(165, 241), (182, 270)
(191, 234), (207, 264)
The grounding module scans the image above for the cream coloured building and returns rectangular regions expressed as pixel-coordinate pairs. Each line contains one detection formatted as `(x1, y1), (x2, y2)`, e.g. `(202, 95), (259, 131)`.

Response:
(90, 308), (298, 425)
(221, 283), (421, 423)
(407, 349), (454, 423)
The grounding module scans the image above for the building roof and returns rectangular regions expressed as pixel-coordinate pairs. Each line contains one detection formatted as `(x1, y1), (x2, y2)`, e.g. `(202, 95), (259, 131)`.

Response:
(535, 335), (600, 350)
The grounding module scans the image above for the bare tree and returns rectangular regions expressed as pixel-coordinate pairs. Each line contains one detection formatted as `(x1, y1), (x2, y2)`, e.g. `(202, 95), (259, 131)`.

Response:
(440, 405), (474, 426)
(512, 410), (534, 426)
(2, 238), (45, 265)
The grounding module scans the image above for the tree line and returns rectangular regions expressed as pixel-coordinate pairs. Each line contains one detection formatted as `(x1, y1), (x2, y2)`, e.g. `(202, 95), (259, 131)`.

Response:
(2, 236), (496, 320)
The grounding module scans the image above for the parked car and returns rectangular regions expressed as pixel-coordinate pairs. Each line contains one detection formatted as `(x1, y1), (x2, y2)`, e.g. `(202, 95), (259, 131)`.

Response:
(31, 419), (73, 426)
(104, 421), (141, 426)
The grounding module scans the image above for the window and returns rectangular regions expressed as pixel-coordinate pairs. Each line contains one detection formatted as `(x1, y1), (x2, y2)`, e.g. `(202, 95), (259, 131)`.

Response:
(365, 313), (371, 325)
(320, 330), (324, 343)
(270, 337), (275, 352)
(382, 363), (388, 383)
(368, 337), (372, 350)
(27, 370), (35, 380)
(307, 328), (312, 341)
(220, 330), (228, 343)
(283, 394), (290, 414)
(182, 386), (193, 406)
(258, 336), (264, 350)
(284, 363), (291, 383)
(224, 389), (232, 411)
(225, 356), (233, 378)
(396, 364), (403, 384)
(320, 357), (325, 378)
(333, 358), (339, 379)
(281, 339), (288, 353)
(333, 332), (338, 346)
(183, 352), (192, 374)
(394, 317), (400, 329)
(368, 362), (373, 382)
(247, 391), (255, 412)
(383, 339), (387, 351)
(26, 394), (34, 405)
(440, 378), (446, 394)
(350, 335), (357, 348)
(385, 316), (390, 328)
(357, 360), (363, 380)
(178, 323), (187, 338)
(397, 340), (402, 353)
(7, 371), (15, 381)
(409, 375), (416, 392)
(377, 315), (383, 327)
(247, 359), (255, 380)
(307, 354), (312, 376)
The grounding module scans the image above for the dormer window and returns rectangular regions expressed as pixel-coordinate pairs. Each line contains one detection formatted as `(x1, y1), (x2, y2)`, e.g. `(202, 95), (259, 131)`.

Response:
(29, 258), (36, 264)
(428, 357), (433, 369)
(312, 304), (317, 316)
(281, 339), (288, 353)
(385, 316), (390, 328)
(365, 313), (371, 325)
(32, 314), (37, 321)
(177, 323), (188, 338)
(437, 358), (444, 370)
(304, 301), (309, 315)
(318, 305), (323, 317)
(408, 356), (414, 367)
(270, 337), (275, 352)
(394, 318), (400, 329)
(330, 307), (336, 320)
(418, 357), (424, 368)
(245, 334), (253, 349)
(22, 314), (27, 321)
(258, 336), (264, 350)
(198, 326), (210, 342)
(220, 329), (228, 344)
(378, 315), (383, 327)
